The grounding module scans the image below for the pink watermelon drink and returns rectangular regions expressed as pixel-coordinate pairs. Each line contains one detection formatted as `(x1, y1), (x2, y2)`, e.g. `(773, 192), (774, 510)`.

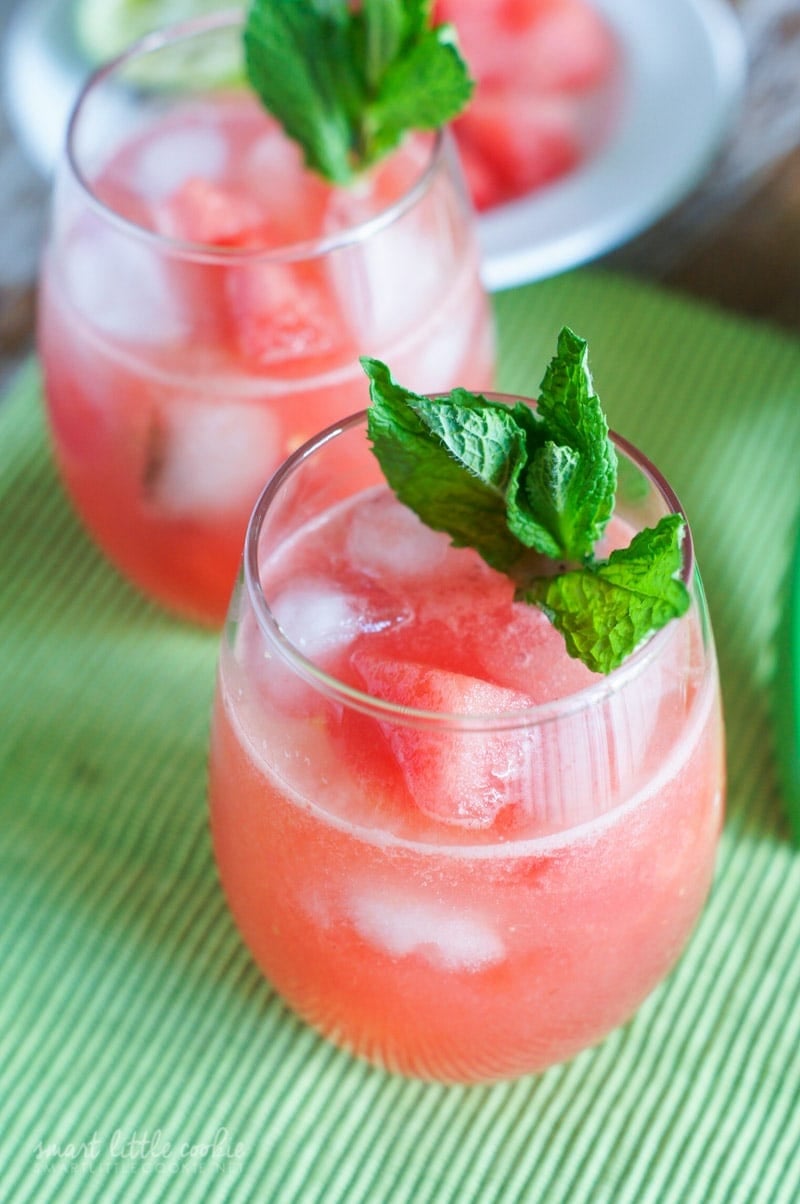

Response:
(38, 9), (492, 624)
(208, 338), (725, 1083)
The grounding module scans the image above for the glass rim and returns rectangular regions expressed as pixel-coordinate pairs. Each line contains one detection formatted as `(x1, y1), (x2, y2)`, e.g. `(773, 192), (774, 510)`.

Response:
(243, 400), (697, 733)
(64, 9), (448, 266)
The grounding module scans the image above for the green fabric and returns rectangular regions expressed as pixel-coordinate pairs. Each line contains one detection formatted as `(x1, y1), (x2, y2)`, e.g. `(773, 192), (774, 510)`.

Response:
(1, 269), (799, 1202)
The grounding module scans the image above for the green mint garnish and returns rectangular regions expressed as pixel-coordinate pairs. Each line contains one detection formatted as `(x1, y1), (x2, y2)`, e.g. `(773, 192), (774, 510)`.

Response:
(519, 514), (690, 671)
(244, 0), (473, 185)
(361, 328), (691, 674)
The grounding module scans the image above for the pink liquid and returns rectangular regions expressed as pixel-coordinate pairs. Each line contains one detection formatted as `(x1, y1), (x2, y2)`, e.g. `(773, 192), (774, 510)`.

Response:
(209, 486), (725, 1083)
(39, 95), (494, 624)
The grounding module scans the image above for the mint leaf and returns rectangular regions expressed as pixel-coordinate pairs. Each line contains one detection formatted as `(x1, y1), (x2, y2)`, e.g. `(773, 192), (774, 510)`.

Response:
(244, 2), (357, 185)
(362, 0), (427, 87)
(520, 516), (691, 674)
(362, 331), (691, 674)
(528, 327), (617, 560)
(244, 0), (473, 184)
(362, 357), (529, 572)
(366, 29), (473, 156)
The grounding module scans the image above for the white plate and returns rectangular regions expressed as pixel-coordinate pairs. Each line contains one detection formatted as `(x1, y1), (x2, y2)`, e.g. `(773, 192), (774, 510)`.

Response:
(478, 0), (747, 291)
(4, 0), (746, 291)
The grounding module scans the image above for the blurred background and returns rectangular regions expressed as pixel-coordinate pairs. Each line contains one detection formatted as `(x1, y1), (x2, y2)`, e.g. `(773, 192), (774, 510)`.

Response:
(1, 0), (799, 393)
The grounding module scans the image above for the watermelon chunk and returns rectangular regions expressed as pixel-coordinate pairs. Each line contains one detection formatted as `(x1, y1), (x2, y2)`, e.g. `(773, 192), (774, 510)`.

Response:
(512, 0), (617, 93)
(437, 0), (615, 93)
(351, 652), (535, 829)
(155, 177), (268, 246)
(226, 261), (347, 368)
(454, 91), (581, 205)
(436, 0), (618, 209)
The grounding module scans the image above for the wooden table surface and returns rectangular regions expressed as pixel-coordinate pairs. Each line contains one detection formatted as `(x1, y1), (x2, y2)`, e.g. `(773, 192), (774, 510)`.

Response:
(1, 0), (799, 395)
(608, 0), (800, 335)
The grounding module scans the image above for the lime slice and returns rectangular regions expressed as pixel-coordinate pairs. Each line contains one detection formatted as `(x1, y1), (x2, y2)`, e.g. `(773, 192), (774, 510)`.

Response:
(74, 0), (246, 93)
(74, 0), (225, 65)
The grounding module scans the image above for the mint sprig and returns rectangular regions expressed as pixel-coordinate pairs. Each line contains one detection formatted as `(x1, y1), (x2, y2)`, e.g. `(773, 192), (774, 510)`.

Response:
(244, 0), (473, 185)
(361, 329), (691, 675)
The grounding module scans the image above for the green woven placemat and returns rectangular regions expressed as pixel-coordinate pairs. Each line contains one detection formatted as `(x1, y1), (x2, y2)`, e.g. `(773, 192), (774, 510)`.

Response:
(1, 269), (799, 1203)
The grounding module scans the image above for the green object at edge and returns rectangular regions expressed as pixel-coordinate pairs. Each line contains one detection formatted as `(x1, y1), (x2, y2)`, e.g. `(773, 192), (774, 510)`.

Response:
(774, 510), (800, 845)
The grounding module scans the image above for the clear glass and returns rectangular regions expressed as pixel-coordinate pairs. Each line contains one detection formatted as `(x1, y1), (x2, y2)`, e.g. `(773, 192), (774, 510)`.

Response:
(208, 403), (726, 1085)
(37, 12), (495, 625)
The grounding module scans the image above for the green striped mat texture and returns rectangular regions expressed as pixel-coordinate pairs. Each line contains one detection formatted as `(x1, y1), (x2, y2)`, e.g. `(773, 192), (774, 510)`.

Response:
(1, 269), (799, 1203)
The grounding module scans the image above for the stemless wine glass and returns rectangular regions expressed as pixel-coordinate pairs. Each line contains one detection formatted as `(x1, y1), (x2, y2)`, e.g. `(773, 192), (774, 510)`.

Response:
(208, 402), (725, 1085)
(37, 11), (495, 625)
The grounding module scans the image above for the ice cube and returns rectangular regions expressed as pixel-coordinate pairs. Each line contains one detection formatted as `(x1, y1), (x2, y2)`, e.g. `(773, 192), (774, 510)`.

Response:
(131, 123), (227, 201)
(231, 606), (321, 717)
(227, 262), (347, 367)
(325, 190), (447, 346)
(154, 178), (267, 246)
(245, 128), (302, 181)
(242, 129), (315, 226)
(394, 280), (493, 394)
(64, 225), (190, 345)
(271, 581), (363, 663)
(349, 885), (505, 971)
(145, 400), (278, 517)
(346, 491), (448, 578)
(270, 578), (408, 666)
